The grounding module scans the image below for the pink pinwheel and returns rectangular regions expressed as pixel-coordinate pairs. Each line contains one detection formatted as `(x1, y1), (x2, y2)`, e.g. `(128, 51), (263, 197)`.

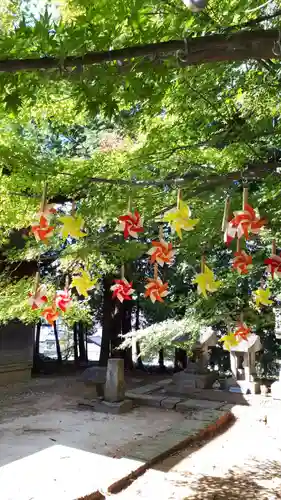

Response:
(28, 285), (48, 310)
(56, 289), (72, 312)
(38, 204), (56, 224)
(264, 254), (281, 278)
(117, 211), (144, 239)
(232, 250), (252, 275)
(147, 239), (174, 266)
(111, 279), (135, 302)
(225, 204), (266, 244)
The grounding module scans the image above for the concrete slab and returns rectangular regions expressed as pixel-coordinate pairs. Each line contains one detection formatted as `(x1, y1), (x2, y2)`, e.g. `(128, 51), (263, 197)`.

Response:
(185, 409), (226, 423)
(176, 399), (223, 412)
(0, 444), (144, 500)
(160, 397), (182, 409)
(129, 384), (161, 395)
(78, 399), (133, 414)
(125, 393), (166, 407)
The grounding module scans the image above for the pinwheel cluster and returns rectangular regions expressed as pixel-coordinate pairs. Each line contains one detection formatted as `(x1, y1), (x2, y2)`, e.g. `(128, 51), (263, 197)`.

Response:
(28, 284), (72, 325)
(220, 321), (252, 351)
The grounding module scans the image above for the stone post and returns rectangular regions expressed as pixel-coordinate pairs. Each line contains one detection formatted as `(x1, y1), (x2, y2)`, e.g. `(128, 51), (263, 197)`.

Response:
(230, 352), (237, 379)
(104, 358), (125, 402)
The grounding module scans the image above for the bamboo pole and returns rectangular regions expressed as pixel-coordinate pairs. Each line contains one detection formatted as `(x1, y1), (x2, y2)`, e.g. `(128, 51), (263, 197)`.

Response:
(221, 195), (230, 232)
(242, 187), (248, 209)
(272, 239), (276, 255)
(177, 189), (182, 209)
(40, 183), (47, 212)
(121, 264), (125, 279)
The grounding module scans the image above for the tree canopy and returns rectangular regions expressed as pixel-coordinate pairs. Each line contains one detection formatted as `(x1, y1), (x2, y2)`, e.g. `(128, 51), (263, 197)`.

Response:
(1, 0), (281, 363)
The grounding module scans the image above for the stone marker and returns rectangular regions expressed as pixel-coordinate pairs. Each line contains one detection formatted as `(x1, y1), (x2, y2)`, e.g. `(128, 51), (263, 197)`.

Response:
(104, 358), (125, 402)
(81, 365), (107, 398)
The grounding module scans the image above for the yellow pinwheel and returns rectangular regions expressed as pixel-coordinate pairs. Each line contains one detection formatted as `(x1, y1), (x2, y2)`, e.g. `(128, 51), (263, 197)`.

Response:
(71, 270), (97, 297)
(219, 333), (239, 351)
(60, 215), (86, 239)
(192, 265), (221, 298)
(254, 288), (273, 308)
(163, 200), (199, 239)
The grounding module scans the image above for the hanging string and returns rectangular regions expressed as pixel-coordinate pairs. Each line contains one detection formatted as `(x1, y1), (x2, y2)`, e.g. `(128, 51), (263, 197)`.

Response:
(34, 271), (40, 293)
(177, 188), (182, 209)
(201, 255), (205, 273)
(121, 264), (125, 279)
(40, 182), (48, 212)
(242, 186), (248, 210)
(127, 196), (132, 213)
(159, 223), (164, 240)
(221, 195), (230, 232)
(65, 275), (70, 291)
(236, 238), (241, 252)
(154, 261), (158, 280)
(272, 239), (276, 255)
(71, 200), (76, 217)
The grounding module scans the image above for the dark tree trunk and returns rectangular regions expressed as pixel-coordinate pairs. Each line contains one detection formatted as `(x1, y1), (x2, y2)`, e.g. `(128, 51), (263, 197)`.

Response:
(158, 348), (165, 371)
(120, 300), (133, 370)
(33, 321), (41, 370)
(73, 322), (79, 363)
(174, 348), (187, 372)
(78, 321), (87, 362)
(135, 293), (145, 370)
(99, 276), (115, 366)
(53, 321), (62, 363)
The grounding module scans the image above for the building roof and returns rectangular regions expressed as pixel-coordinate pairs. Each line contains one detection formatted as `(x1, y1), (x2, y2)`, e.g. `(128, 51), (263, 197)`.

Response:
(228, 334), (261, 353)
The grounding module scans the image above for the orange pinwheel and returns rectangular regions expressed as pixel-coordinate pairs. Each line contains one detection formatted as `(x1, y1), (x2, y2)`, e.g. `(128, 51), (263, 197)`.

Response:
(145, 278), (168, 303)
(225, 204), (266, 244)
(31, 216), (55, 243)
(264, 254), (281, 278)
(232, 250), (252, 275)
(41, 303), (60, 325)
(234, 322), (251, 341)
(147, 239), (174, 266)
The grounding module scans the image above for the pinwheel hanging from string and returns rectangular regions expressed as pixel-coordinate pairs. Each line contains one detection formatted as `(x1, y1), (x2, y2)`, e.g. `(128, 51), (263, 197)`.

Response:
(234, 321), (251, 341)
(163, 190), (199, 239)
(28, 273), (48, 310)
(192, 258), (221, 298)
(224, 188), (266, 245)
(117, 198), (144, 239)
(41, 302), (60, 326)
(232, 249), (252, 275)
(253, 287), (273, 308)
(71, 268), (97, 298)
(60, 202), (86, 240)
(31, 183), (55, 244)
(264, 240), (281, 278)
(145, 277), (169, 303)
(111, 265), (135, 302)
(147, 239), (174, 266)
(219, 332), (239, 351)
(56, 278), (72, 313)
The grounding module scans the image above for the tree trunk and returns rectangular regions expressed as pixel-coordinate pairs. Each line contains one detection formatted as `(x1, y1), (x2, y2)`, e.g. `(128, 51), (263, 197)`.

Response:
(120, 300), (133, 370)
(78, 321), (87, 362)
(99, 276), (115, 366)
(73, 322), (79, 363)
(53, 321), (62, 363)
(135, 293), (145, 370)
(158, 348), (165, 371)
(33, 321), (41, 370)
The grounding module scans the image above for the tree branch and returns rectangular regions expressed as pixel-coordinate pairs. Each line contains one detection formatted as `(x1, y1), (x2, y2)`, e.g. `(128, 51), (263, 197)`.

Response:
(0, 29), (281, 74)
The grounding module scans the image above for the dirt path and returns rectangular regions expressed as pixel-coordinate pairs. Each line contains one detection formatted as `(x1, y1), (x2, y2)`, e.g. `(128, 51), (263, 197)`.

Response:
(113, 406), (281, 499)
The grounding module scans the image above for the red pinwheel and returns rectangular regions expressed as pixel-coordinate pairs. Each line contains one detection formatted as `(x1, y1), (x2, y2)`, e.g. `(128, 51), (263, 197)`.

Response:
(41, 304), (60, 325)
(31, 216), (55, 243)
(28, 285), (48, 310)
(39, 204), (56, 224)
(234, 322), (251, 341)
(232, 250), (252, 275)
(111, 279), (134, 302)
(147, 239), (174, 266)
(264, 254), (281, 278)
(117, 211), (144, 239)
(225, 204), (266, 244)
(56, 289), (72, 312)
(145, 278), (169, 303)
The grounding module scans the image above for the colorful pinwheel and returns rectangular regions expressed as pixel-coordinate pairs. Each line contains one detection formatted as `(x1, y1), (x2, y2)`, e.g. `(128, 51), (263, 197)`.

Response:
(39, 204), (56, 224)
(219, 333), (239, 351)
(60, 214), (86, 239)
(41, 304), (60, 325)
(117, 211), (144, 239)
(163, 200), (199, 240)
(28, 285), (48, 310)
(232, 250), (252, 275)
(253, 288), (273, 308)
(31, 216), (55, 243)
(56, 289), (72, 312)
(264, 254), (281, 278)
(147, 239), (174, 266)
(234, 322), (251, 341)
(71, 269), (97, 298)
(225, 204), (266, 244)
(145, 278), (169, 303)
(111, 279), (134, 302)
(192, 265), (221, 298)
